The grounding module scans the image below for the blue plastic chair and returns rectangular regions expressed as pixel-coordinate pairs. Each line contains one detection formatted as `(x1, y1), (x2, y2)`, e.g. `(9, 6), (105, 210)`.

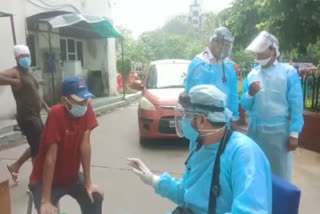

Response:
(272, 175), (301, 214)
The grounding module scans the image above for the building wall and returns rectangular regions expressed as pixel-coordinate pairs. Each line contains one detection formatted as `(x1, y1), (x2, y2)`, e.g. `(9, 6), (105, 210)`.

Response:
(83, 38), (117, 96)
(189, 0), (209, 32)
(26, 0), (82, 17)
(84, 0), (112, 18)
(26, 0), (113, 18)
(170, 1), (209, 33)
(82, 0), (116, 96)
(0, 0), (117, 119)
(35, 24), (62, 105)
(84, 39), (109, 96)
(84, 39), (107, 72)
(26, 0), (117, 98)
(107, 38), (117, 96)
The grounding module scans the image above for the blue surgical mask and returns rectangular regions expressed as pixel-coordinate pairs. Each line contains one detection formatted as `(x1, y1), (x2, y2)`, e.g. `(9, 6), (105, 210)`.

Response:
(182, 117), (199, 142)
(69, 104), (88, 118)
(18, 57), (31, 69)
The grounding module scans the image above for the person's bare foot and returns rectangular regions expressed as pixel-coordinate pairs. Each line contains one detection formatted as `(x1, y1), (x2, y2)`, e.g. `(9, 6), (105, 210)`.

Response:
(7, 164), (19, 183)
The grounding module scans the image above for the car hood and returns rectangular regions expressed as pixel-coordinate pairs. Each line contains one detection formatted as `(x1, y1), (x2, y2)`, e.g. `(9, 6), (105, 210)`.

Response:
(144, 88), (184, 106)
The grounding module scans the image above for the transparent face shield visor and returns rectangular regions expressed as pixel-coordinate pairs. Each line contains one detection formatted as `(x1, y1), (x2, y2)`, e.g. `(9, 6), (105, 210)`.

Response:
(221, 41), (233, 60)
(175, 103), (227, 139)
(246, 31), (273, 54)
(175, 103), (198, 138)
(214, 38), (234, 61)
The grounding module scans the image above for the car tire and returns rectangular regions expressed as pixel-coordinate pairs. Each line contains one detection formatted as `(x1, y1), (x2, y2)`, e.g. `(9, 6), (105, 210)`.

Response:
(139, 137), (147, 146)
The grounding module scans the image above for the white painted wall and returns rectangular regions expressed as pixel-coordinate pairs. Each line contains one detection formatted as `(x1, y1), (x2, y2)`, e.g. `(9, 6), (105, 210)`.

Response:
(27, 0), (118, 97)
(81, 0), (117, 96)
(84, 39), (107, 71)
(83, 39), (111, 95)
(0, 0), (118, 119)
(26, 0), (112, 21)
(107, 38), (117, 96)
(26, 0), (82, 17)
(84, 0), (112, 18)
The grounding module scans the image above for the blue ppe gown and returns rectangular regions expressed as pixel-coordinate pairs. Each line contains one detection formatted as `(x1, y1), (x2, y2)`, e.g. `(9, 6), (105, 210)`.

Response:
(240, 62), (304, 181)
(155, 132), (272, 214)
(185, 56), (239, 151)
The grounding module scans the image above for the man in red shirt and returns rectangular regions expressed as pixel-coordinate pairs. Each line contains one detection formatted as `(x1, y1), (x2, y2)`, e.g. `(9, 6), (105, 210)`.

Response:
(29, 77), (103, 214)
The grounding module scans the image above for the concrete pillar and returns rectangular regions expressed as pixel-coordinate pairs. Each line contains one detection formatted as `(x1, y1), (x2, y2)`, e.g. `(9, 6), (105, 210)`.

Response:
(107, 38), (117, 96)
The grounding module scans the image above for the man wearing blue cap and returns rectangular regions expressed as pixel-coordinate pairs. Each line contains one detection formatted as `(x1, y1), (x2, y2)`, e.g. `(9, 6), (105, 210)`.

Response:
(29, 77), (104, 214)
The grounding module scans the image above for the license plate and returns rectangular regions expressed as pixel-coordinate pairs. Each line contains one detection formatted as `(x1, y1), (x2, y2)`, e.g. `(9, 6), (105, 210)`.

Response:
(169, 121), (176, 128)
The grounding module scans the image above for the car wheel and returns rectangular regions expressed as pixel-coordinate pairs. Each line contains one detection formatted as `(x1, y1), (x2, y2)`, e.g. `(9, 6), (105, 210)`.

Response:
(139, 137), (147, 146)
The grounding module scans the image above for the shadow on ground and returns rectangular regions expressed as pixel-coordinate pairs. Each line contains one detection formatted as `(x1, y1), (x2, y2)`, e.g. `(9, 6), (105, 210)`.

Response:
(140, 138), (189, 151)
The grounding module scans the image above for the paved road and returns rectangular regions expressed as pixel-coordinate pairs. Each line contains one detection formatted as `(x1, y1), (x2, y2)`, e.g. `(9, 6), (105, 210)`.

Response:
(0, 103), (189, 214)
(0, 103), (319, 213)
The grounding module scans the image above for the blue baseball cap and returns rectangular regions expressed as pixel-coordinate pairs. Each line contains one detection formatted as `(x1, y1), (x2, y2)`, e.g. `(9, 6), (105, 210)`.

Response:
(62, 77), (94, 101)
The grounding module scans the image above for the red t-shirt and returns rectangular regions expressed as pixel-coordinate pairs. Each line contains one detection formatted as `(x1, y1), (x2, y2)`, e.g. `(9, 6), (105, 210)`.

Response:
(30, 103), (98, 186)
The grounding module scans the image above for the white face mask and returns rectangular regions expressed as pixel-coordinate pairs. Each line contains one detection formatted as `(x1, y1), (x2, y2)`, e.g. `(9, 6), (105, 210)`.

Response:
(255, 56), (272, 67)
(198, 126), (225, 137)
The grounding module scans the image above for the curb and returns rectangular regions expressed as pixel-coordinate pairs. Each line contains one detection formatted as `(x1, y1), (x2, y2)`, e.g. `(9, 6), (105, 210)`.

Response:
(94, 93), (141, 116)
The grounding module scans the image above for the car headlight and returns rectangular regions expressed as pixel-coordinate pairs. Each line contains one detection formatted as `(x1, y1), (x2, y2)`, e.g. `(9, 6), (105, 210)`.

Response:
(139, 97), (156, 111)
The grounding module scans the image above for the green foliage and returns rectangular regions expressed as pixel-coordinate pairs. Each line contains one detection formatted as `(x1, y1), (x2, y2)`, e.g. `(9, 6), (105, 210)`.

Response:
(305, 99), (312, 109)
(219, 0), (262, 50)
(183, 39), (204, 60)
(162, 17), (196, 36)
(116, 19), (205, 68)
(136, 19), (205, 61)
(116, 58), (132, 84)
(306, 39), (320, 66)
(205, 0), (320, 56)
(281, 48), (299, 62)
(202, 12), (222, 39)
(116, 0), (320, 72)
(232, 49), (255, 78)
(238, 79), (244, 97)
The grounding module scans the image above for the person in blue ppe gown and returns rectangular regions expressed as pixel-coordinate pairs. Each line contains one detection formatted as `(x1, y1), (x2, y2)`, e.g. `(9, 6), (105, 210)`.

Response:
(241, 31), (304, 182)
(128, 85), (272, 214)
(185, 27), (240, 151)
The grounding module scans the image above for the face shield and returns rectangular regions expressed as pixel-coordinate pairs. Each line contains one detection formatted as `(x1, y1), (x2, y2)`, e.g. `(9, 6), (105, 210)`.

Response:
(175, 92), (201, 138)
(210, 27), (234, 61)
(214, 38), (233, 61)
(246, 31), (279, 55)
(175, 86), (232, 138)
(175, 103), (184, 137)
(175, 103), (200, 138)
(175, 98), (229, 138)
(175, 102), (230, 139)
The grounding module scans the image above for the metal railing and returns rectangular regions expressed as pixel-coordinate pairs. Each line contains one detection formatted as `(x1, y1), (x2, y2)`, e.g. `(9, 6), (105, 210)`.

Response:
(301, 74), (320, 112)
(238, 67), (320, 112)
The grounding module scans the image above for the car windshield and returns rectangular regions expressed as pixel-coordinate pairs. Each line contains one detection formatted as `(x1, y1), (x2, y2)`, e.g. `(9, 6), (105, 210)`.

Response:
(147, 62), (189, 89)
